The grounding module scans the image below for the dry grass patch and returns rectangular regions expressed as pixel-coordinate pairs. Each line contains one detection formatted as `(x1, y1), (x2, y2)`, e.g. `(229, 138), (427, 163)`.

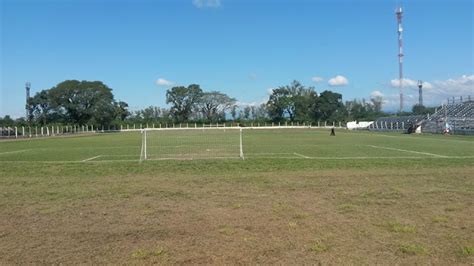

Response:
(387, 221), (417, 233)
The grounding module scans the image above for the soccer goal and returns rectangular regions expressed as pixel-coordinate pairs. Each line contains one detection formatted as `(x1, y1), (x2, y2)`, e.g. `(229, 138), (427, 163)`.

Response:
(140, 128), (244, 161)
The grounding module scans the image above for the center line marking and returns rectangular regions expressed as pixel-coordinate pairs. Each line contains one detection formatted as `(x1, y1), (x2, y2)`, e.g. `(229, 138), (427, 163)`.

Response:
(367, 145), (448, 158)
(293, 152), (311, 159)
(81, 155), (102, 162)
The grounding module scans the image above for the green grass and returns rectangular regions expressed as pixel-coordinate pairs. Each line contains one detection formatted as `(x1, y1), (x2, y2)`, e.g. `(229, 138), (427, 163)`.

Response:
(0, 129), (473, 264)
(399, 243), (429, 255)
(1, 128), (473, 162)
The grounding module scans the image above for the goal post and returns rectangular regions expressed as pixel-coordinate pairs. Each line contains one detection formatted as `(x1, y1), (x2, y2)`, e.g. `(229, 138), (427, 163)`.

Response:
(140, 129), (147, 161)
(140, 127), (244, 161)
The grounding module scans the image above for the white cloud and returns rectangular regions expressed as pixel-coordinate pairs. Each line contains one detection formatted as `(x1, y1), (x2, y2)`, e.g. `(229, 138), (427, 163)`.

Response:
(426, 74), (473, 104)
(390, 78), (433, 89)
(383, 74), (473, 111)
(192, 0), (221, 8)
(266, 88), (274, 95)
(328, 75), (349, 86)
(155, 78), (174, 86)
(311, 76), (324, 83)
(370, 90), (384, 98)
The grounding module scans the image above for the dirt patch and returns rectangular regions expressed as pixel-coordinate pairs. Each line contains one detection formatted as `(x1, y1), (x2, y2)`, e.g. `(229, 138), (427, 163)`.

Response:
(0, 168), (473, 264)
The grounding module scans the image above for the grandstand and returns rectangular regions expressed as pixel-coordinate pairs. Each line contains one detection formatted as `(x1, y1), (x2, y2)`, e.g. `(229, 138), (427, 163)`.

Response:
(422, 98), (474, 135)
(368, 115), (425, 131)
(367, 96), (474, 135)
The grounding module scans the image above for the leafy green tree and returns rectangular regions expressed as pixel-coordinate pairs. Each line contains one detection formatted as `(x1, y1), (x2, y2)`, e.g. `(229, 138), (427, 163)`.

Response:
(0, 115), (14, 126)
(230, 105), (238, 121)
(166, 84), (203, 122)
(115, 101), (130, 121)
(29, 80), (127, 126)
(30, 90), (57, 125)
(243, 106), (251, 120)
(198, 91), (236, 122)
(267, 81), (317, 122)
(412, 104), (435, 115)
(47, 80), (117, 125)
(313, 90), (344, 121)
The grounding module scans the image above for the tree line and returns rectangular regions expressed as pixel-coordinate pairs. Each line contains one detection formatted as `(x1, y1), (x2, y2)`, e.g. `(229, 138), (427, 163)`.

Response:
(0, 79), (434, 127)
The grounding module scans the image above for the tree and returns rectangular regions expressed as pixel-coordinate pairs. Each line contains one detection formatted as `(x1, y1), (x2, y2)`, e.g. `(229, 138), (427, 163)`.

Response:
(411, 104), (435, 115)
(267, 80), (317, 122)
(313, 90), (344, 121)
(140, 106), (163, 122)
(30, 90), (57, 125)
(115, 101), (130, 121)
(370, 95), (383, 113)
(230, 105), (238, 121)
(198, 91), (236, 122)
(29, 80), (127, 126)
(166, 84), (203, 122)
(243, 106), (251, 120)
(47, 80), (117, 125)
(0, 115), (14, 126)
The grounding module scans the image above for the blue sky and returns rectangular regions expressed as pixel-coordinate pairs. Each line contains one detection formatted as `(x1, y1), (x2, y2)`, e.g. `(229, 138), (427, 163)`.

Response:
(1, 0), (473, 117)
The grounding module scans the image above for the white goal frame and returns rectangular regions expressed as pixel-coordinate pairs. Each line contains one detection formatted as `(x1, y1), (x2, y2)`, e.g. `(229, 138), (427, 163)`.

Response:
(140, 127), (246, 161)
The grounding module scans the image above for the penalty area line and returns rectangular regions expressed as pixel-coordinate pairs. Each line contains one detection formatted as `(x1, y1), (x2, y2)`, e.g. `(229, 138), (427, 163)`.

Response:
(81, 155), (102, 162)
(293, 152), (311, 159)
(0, 149), (31, 155)
(367, 145), (448, 158)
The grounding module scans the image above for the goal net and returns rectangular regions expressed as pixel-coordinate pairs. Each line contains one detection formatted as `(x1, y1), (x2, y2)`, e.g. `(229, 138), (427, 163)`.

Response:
(140, 128), (244, 161)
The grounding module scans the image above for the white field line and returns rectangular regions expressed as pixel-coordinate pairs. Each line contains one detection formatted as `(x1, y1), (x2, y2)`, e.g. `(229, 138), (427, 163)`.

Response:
(293, 152), (311, 159)
(81, 155), (102, 162)
(367, 145), (448, 158)
(0, 149), (31, 155)
(1, 155), (474, 163)
(356, 131), (474, 144)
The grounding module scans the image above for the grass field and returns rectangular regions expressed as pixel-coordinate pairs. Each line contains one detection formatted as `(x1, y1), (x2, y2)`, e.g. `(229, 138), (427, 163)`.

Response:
(0, 129), (473, 264)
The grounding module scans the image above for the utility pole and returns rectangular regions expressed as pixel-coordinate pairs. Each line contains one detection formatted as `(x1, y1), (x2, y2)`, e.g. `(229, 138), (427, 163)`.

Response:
(396, 6), (404, 113)
(26, 82), (31, 122)
(418, 80), (423, 106)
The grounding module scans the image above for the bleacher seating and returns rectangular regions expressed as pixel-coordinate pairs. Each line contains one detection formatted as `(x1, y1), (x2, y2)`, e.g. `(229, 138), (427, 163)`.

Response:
(367, 98), (473, 135)
(422, 101), (474, 135)
(368, 115), (425, 131)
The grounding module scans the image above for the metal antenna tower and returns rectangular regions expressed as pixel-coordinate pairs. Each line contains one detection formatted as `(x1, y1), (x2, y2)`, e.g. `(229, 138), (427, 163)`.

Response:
(396, 6), (404, 113)
(26, 82), (31, 121)
(417, 80), (423, 106)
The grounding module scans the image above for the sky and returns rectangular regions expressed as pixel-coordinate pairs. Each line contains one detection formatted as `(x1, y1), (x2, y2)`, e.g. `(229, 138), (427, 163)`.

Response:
(1, 0), (473, 118)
